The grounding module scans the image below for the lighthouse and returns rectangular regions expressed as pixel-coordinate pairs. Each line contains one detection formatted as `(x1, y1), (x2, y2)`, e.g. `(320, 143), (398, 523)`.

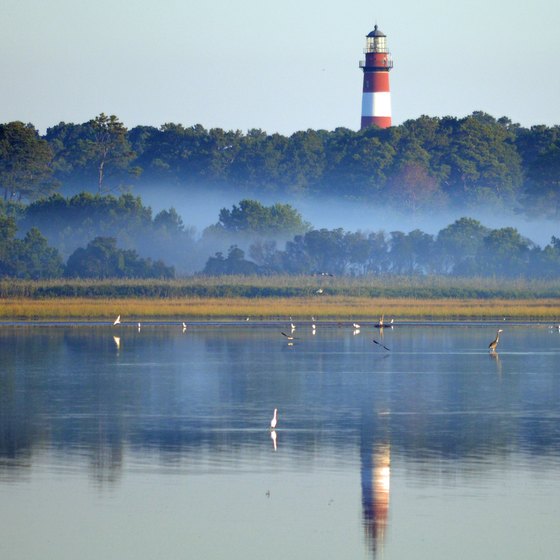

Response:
(359, 25), (393, 129)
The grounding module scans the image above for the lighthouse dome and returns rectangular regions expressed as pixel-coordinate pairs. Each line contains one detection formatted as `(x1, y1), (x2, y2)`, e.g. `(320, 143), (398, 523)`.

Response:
(367, 25), (386, 38)
(364, 24), (389, 54)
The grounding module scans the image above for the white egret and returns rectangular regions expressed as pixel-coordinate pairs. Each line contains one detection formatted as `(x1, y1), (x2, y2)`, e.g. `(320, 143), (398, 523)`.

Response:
(182, 322), (187, 333)
(113, 315), (121, 326)
(270, 408), (278, 430)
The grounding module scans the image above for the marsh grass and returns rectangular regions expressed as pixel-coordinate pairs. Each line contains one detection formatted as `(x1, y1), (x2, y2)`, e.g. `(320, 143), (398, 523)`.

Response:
(2, 295), (560, 321)
(2, 275), (560, 299)
(1, 276), (560, 320)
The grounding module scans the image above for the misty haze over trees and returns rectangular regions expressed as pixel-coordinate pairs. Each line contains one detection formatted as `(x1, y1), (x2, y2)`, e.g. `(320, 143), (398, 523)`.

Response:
(1, 111), (560, 280)
(2, 194), (560, 281)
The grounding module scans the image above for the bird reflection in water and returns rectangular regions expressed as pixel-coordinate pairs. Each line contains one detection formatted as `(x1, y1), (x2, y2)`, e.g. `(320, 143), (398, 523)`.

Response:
(490, 350), (503, 377)
(361, 441), (391, 558)
(113, 336), (121, 351)
(270, 429), (278, 451)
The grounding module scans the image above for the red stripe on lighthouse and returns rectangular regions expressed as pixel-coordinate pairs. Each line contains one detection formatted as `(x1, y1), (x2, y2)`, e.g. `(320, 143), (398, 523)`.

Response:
(362, 71), (390, 93)
(361, 116), (392, 128)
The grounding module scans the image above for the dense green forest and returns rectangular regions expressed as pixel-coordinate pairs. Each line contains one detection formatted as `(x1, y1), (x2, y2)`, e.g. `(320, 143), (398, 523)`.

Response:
(1, 111), (560, 280)
(1, 111), (559, 215)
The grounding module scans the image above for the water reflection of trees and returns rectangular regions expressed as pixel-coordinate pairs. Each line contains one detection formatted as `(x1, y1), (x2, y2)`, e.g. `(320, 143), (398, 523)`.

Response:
(2, 384), (558, 477)
(2, 327), (560, 480)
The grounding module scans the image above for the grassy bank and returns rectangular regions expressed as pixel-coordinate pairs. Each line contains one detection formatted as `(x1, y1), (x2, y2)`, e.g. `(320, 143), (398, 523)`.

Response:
(3, 276), (560, 299)
(2, 295), (560, 321)
(1, 277), (560, 321)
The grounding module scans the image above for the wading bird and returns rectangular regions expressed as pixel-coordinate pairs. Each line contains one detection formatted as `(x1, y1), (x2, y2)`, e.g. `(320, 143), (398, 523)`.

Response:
(488, 329), (503, 352)
(113, 315), (121, 326)
(270, 408), (278, 430)
(182, 322), (187, 333)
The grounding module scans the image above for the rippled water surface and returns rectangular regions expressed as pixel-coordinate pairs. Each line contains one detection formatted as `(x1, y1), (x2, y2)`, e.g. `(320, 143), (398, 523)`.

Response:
(1, 322), (560, 559)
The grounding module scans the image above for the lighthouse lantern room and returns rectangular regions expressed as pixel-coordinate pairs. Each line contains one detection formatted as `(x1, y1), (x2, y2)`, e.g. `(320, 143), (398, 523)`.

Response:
(359, 25), (393, 129)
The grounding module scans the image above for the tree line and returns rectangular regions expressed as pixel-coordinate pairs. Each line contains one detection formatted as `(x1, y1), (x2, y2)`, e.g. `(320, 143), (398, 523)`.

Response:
(2, 194), (560, 280)
(1, 112), (560, 216)
(203, 216), (560, 279)
(0, 199), (175, 280)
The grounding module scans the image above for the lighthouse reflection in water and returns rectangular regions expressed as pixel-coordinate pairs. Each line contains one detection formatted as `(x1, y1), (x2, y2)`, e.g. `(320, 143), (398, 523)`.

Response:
(362, 438), (391, 556)
(1, 324), (560, 560)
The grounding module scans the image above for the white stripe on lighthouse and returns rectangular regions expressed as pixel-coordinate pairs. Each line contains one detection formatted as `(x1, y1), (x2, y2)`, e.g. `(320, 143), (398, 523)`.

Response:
(361, 92), (392, 117)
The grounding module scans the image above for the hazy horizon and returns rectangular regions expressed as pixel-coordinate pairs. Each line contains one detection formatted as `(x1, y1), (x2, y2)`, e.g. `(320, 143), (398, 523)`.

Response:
(131, 183), (559, 248)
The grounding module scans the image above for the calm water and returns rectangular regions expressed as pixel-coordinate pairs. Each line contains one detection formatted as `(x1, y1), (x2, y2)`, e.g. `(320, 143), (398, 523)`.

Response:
(1, 322), (560, 559)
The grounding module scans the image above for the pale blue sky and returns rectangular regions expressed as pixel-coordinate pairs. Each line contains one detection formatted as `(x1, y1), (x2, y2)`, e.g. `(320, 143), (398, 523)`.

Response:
(2, 0), (558, 133)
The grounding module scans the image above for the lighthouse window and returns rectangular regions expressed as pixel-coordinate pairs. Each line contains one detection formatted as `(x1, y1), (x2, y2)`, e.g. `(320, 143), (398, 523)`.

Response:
(365, 32), (389, 53)
(374, 37), (387, 52)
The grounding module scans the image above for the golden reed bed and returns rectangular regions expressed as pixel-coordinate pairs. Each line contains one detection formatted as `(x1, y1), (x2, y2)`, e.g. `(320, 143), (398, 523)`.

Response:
(2, 296), (560, 321)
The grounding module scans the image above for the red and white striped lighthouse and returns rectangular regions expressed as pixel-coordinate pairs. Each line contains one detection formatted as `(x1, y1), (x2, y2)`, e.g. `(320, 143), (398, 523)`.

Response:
(359, 25), (393, 129)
